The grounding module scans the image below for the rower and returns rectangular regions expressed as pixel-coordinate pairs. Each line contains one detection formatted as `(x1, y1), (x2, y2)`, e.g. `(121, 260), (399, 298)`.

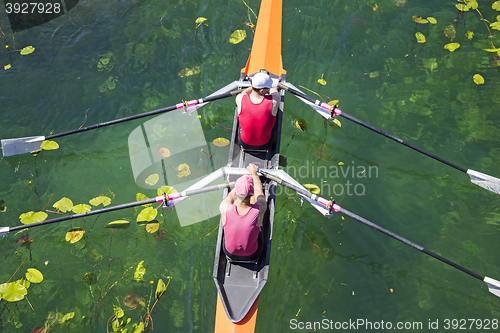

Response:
(219, 163), (267, 261)
(236, 72), (280, 150)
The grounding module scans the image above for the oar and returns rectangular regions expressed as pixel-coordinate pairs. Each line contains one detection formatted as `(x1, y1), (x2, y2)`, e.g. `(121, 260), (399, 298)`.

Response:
(278, 83), (500, 196)
(0, 182), (234, 238)
(1, 90), (242, 157)
(258, 168), (500, 298)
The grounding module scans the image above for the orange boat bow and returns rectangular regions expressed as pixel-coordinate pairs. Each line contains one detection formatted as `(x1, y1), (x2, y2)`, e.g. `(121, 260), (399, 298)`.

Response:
(214, 295), (259, 333)
(242, 0), (285, 77)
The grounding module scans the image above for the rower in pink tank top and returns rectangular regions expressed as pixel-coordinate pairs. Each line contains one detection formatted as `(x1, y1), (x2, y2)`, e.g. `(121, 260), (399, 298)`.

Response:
(223, 203), (260, 256)
(239, 94), (276, 147)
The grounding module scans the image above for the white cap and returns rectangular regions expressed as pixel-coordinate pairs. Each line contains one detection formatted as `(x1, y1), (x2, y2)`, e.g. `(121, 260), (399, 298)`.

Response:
(251, 72), (278, 89)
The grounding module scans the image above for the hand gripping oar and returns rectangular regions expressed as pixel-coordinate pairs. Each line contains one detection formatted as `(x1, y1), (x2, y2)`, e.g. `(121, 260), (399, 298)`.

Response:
(278, 83), (500, 196)
(1, 90), (242, 157)
(257, 168), (500, 298)
(0, 182), (234, 238)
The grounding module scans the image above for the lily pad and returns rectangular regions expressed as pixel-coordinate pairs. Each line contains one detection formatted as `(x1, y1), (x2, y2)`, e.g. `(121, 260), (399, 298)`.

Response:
(72, 204), (91, 214)
(19, 211), (48, 225)
(53, 197), (73, 213)
(136, 193), (152, 207)
(177, 163), (191, 178)
(158, 147), (171, 158)
(145, 174), (159, 186)
(427, 17), (437, 24)
(304, 184), (321, 194)
(415, 32), (426, 43)
(494, 1), (500, 11)
(157, 186), (177, 196)
(65, 228), (85, 243)
(145, 220), (159, 233)
(213, 138), (229, 147)
(20, 46), (35, 55)
(137, 207), (157, 222)
(473, 74), (484, 85)
(0, 281), (28, 302)
(60, 312), (75, 323)
(134, 261), (146, 282)
(41, 140), (59, 150)
(106, 220), (130, 229)
(444, 43), (460, 52)
(229, 29), (246, 44)
(296, 119), (308, 131)
(25, 268), (43, 283)
(178, 66), (201, 78)
(156, 278), (166, 299)
(123, 293), (145, 308)
(89, 196), (111, 207)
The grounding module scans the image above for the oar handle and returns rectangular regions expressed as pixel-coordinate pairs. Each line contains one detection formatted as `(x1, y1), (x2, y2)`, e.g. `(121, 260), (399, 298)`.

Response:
(46, 90), (241, 140)
(166, 182), (235, 200)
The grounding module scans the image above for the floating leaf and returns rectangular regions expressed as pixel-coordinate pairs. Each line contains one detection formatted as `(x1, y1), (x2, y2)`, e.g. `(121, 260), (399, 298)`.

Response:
(123, 293), (145, 308)
(156, 279), (166, 299)
(72, 204), (91, 214)
(41, 140), (59, 150)
(467, 0), (478, 9)
(60, 312), (75, 323)
(19, 211), (48, 224)
(412, 16), (428, 23)
(213, 138), (230, 147)
(178, 66), (201, 77)
(145, 174), (159, 186)
(53, 197), (73, 213)
(339, 162), (344, 165)
(328, 100), (339, 107)
(82, 272), (97, 285)
(369, 71), (379, 78)
(132, 322), (145, 332)
(456, 3), (469, 11)
(98, 76), (117, 92)
(304, 184), (320, 195)
(89, 196), (111, 207)
(25, 268), (43, 283)
(146, 220), (159, 233)
(229, 29), (247, 44)
(195, 17), (208, 26)
(494, 1), (500, 11)
(134, 261), (146, 282)
(473, 74), (484, 85)
(465, 30), (474, 40)
(106, 220), (130, 229)
(318, 78), (327, 85)
(484, 47), (500, 52)
(444, 43), (460, 52)
(415, 32), (426, 43)
(427, 17), (437, 24)
(158, 147), (171, 158)
(137, 207), (157, 222)
(4, 64), (11, 70)
(157, 186), (177, 197)
(65, 228), (85, 243)
(20, 46), (35, 55)
(177, 163), (191, 178)
(0, 281), (27, 302)
(444, 25), (456, 39)
(332, 118), (342, 128)
(490, 21), (500, 31)
(113, 305), (124, 319)
(296, 119), (308, 131)
(136, 193), (151, 207)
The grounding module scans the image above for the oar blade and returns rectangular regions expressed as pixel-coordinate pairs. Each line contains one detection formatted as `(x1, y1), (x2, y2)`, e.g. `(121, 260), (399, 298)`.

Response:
(484, 277), (500, 298)
(0, 227), (9, 239)
(467, 169), (500, 195)
(1, 136), (45, 157)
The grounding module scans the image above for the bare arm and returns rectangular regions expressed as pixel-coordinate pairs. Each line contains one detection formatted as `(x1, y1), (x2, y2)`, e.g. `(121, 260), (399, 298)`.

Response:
(270, 87), (280, 116)
(219, 189), (236, 225)
(247, 163), (267, 227)
(236, 86), (253, 114)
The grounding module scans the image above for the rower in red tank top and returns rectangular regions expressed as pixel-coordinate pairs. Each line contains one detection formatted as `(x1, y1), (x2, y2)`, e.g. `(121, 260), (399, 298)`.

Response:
(236, 72), (280, 149)
(219, 163), (267, 260)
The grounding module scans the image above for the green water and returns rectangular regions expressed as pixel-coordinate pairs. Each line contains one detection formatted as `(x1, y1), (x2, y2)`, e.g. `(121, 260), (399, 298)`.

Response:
(1, 0), (500, 331)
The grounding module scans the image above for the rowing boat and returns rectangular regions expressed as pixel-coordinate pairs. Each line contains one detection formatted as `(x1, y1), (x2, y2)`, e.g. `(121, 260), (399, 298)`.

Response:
(213, 0), (285, 330)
